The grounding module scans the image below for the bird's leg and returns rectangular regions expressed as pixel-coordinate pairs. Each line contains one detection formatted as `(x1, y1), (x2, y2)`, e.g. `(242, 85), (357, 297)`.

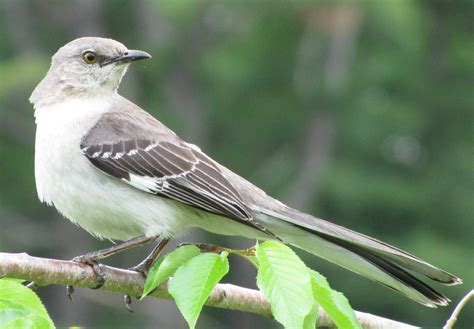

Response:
(72, 235), (157, 263)
(124, 238), (171, 312)
(67, 235), (157, 300)
(128, 238), (171, 275)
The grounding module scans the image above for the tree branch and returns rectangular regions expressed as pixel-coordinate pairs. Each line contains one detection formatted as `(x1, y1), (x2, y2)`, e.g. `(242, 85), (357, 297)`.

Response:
(0, 252), (418, 328)
(443, 289), (474, 329)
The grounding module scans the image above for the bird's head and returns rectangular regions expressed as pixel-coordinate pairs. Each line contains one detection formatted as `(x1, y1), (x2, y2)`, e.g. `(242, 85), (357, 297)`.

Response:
(30, 37), (151, 107)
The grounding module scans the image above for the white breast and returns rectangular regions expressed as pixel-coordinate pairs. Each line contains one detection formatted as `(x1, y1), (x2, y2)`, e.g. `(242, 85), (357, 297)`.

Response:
(33, 97), (184, 241)
(35, 98), (108, 205)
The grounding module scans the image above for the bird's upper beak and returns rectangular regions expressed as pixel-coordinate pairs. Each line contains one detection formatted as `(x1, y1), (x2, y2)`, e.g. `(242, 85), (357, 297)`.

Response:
(104, 49), (151, 66)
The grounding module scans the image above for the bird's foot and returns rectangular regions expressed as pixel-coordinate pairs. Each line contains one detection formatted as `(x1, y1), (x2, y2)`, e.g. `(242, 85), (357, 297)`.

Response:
(124, 294), (134, 313)
(128, 259), (153, 277)
(66, 285), (75, 301)
(66, 255), (106, 300)
(125, 258), (159, 306)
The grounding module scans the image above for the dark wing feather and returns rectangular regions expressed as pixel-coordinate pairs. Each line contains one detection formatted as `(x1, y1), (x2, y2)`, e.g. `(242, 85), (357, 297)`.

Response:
(81, 139), (274, 236)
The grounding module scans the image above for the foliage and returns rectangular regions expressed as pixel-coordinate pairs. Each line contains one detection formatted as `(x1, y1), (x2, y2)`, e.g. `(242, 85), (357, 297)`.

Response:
(310, 271), (361, 329)
(143, 242), (361, 328)
(256, 241), (316, 329)
(169, 252), (230, 329)
(0, 279), (55, 329)
(142, 244), (201, 299)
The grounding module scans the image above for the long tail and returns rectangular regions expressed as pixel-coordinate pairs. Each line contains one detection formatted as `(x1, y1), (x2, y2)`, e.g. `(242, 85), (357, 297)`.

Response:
(252, 205), (462, 307)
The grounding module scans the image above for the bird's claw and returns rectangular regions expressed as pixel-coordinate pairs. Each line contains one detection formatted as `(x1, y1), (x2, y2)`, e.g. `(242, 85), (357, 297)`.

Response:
(67, 285), (74, 301)
(124, 294), (134, 312)
(71, 256), (106, 289)
(128, 262), (149, 277)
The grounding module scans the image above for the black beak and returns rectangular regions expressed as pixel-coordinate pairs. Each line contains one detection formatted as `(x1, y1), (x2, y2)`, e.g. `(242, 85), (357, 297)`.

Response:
(104, 49), (151, 66)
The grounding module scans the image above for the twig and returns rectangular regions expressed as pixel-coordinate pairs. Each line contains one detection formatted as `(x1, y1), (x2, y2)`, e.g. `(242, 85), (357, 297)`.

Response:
(443, 289), (474, 329)
(0, 252), (418, 328)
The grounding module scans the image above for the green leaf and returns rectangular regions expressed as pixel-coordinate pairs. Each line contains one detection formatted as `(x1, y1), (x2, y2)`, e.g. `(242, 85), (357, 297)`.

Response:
(303, 303), (318, 329)
(0, 279), (55, 329)
(142, 245), (201, 299)
(2, 314), (53, 329)
(256, 241), (315, 329)
(310, 271), (361, 329)
(242, 255), (259, 269)
(169, 252), (229, 329)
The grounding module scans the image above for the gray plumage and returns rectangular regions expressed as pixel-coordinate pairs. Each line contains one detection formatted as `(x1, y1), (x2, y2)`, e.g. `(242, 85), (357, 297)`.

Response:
(31, 37), (461, 308)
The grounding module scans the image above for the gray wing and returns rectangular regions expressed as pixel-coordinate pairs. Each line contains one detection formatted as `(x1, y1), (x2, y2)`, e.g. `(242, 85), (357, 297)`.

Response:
(80, 137), (273, 236)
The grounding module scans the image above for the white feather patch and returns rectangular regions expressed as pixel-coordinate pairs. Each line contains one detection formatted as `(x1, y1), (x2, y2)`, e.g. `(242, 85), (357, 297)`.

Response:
(185, 142), (202, 152)
(128, 173), (158, 193)
(145, 142), (159, 151)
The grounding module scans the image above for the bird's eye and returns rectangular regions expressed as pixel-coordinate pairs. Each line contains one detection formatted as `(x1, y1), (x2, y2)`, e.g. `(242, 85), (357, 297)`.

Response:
(82, 51), (97, 64)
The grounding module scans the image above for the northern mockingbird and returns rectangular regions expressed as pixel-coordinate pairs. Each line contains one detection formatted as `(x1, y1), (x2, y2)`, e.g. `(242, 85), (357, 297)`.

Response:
(30, 37), (461, 307)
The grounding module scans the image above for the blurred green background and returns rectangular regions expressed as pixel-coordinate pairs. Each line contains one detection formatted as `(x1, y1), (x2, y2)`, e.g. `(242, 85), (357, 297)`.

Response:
(0, 0), (472, 328)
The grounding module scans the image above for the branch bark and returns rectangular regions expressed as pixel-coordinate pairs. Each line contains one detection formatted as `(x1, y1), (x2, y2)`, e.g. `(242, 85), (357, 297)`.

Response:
(443, 289), (474, 329)
(0, 252), (418, 329)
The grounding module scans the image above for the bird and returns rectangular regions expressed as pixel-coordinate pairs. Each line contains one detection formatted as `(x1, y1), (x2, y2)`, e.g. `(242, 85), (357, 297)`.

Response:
(30, 37), (461, 308)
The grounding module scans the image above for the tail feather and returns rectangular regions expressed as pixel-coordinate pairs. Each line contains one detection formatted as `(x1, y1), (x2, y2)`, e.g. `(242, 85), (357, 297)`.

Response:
(253, 205), (461, 307)
(321, 232), (450, 306)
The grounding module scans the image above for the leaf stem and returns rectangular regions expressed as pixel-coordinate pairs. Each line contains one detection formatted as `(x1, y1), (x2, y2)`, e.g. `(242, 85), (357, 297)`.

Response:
(178, 242), (255, 255)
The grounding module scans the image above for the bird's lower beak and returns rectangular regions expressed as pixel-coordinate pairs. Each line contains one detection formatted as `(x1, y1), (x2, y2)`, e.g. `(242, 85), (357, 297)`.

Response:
(105, 50), (151, 66)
